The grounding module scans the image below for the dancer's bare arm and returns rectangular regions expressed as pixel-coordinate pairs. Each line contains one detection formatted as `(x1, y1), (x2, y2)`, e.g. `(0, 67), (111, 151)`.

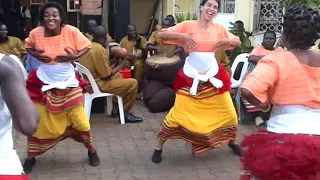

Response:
(0, 56), (39, 136)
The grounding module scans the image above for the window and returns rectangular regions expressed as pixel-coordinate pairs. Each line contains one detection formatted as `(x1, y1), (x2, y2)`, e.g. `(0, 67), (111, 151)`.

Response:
(254, 0), (284, 32)
(67, 0), (81, 12)
(30, 0), (47, 5)
(219, 0), (235, 14)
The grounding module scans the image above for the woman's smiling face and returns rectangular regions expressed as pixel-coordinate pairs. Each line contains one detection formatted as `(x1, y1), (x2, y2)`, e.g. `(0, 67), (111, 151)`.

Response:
(200, 0), (219, 21)
(43, 7), (61, 30)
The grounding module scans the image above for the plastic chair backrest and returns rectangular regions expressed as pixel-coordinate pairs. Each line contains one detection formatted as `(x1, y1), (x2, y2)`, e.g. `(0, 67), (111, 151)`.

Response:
(231, 53), (249, 86)
(9, 55), (28, 80)
(74, 62), (102, 94)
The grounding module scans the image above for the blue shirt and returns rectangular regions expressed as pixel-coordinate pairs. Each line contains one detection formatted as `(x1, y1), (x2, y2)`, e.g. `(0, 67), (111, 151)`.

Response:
(26, 54), (41, 71)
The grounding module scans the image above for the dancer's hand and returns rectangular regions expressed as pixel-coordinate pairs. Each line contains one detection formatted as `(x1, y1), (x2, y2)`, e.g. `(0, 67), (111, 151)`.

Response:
(213, 39), (231, 49)
(33, 50), (52, 63)
(56, 48), (78, 62)
(181, 33), (197, 49)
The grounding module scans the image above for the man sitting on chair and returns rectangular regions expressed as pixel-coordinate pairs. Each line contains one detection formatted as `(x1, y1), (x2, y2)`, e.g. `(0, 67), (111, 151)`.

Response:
(80, 26), (143, 123)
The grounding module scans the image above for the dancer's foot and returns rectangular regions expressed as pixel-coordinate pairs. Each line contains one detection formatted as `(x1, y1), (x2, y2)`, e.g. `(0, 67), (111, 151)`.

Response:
(23, 157), (36, 174)
(228, 142), (244, 157)
(254, 116), (264, 127)
(88, 150), (100, 166)
(151, 149), (162, 163)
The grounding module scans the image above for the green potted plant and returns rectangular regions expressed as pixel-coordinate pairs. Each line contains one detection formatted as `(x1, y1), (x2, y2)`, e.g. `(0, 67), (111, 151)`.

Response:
(175, 12), (198, 23)
(227, 22), (254, 63)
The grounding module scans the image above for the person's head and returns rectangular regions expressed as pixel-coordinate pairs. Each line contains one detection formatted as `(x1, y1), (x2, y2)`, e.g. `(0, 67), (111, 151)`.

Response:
(0, 23), (8, 40)
(87, 19), (98, 34)
(234, 20), (244, 31)
(200, 0), (220, 22)
(127, 24), (137, 39)
(282, 5), (320, 50)
(92, 26), (107, 45)
(162, 19), (172, 28)
(39, 2), (66, 31)
(262, 30), (277, 50)
(165, 15), (175, 25)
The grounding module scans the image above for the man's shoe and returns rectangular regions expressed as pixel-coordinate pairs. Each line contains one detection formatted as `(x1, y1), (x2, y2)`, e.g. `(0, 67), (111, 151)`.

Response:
(124, 112), (143, 123)
(88, 150), (100, 166)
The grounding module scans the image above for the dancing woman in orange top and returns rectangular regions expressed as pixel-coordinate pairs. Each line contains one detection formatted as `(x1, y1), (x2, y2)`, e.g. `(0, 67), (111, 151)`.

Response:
(151, 0), (243, 163)
(240, 5), (320, 180)
(22, 2), (100, 173)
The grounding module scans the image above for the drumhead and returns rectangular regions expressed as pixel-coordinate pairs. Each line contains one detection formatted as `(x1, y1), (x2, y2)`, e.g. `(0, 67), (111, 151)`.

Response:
(146, 54), (180, 67)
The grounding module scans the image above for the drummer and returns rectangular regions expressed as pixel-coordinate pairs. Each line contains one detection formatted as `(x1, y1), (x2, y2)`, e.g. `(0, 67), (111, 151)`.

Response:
(84, 19), (114, 43)
(120, 24), (148, 90)
(147, 19), (184, 57)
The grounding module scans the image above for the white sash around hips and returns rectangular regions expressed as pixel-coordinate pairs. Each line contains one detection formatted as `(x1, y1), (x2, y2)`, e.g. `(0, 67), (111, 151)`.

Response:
(183, 52), (223, 96)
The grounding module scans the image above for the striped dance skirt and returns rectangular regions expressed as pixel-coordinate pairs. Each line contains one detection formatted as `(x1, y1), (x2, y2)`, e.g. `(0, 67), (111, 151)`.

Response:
(158, 65), (238, 156)
(26, 70), (94, 157)
(240, 129), (320, 180)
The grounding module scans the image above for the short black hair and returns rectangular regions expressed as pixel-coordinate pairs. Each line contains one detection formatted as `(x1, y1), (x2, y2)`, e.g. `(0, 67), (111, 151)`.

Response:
(39, 2), (67, 25)
(0, 23), (6, 28)
(127, 23), (136, 29)
(283, 4), (320, 49)
(264, 30), (276, 38)
(200, 0), (220, 8)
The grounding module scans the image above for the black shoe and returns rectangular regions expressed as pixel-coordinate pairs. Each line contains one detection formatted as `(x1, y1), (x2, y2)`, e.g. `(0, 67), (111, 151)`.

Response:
(23, 157), (36, 174)
(88, 150), (100, 166)
(228, 142), (244, 157)
(124, 112), (143, 123)
(151, 149), (162, 163)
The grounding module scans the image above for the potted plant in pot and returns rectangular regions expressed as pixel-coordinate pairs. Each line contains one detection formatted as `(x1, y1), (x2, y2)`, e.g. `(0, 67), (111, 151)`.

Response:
(227, 21), (254, 64)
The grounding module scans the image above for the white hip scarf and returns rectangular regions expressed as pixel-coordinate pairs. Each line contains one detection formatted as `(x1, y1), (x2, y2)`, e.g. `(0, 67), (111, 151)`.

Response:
(183, 52), (223, 96)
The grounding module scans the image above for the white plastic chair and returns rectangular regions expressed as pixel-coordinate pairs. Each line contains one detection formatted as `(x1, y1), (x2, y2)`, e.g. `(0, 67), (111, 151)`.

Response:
(74, 62), (125, 124)
(230, 53), (249, 88)
(9, 55), (28, 80)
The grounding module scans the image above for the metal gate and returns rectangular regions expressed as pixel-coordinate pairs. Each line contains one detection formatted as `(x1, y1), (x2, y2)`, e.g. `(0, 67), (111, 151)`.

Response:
(258, 0), (283, 32)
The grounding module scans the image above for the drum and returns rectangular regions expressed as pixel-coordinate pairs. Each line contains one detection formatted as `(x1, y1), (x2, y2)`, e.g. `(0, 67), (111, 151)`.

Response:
(144, 54), (184, 86)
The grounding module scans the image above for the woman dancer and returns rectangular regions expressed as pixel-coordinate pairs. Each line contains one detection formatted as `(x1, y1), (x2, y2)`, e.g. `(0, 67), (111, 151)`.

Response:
(240, 5), (320, 180)
(23, 2), (100, 173)
(152, 0), (242, 163)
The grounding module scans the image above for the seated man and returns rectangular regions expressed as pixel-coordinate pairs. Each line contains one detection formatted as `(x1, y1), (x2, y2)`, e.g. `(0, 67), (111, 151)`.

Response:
(0, 23), (27, 64)
(120, 24), (148, 88)
(147, 19), (183, 58)
(80, 26), (143, 123)
(84, 19), (114, 42)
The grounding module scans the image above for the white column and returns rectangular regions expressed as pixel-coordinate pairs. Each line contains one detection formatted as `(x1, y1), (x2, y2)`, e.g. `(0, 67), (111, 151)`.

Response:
(234, 0), (252, 31)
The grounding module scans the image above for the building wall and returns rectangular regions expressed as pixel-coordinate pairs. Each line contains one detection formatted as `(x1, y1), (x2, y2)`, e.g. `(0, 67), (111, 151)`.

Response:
(130, 0), (159, 34)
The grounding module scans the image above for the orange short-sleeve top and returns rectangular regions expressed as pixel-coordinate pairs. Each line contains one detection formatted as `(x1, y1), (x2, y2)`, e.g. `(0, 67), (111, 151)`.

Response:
(241, 51), (320, 108)
(250, 46), (284, 56)
(160, 20), (239, 53)
(25, 25), (91, 64)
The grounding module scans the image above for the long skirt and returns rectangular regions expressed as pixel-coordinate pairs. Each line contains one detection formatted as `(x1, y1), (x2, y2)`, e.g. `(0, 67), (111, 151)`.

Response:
(240, 129), (320, 180)
(26, 70), (95, 157)
(157, 65), (238, 156)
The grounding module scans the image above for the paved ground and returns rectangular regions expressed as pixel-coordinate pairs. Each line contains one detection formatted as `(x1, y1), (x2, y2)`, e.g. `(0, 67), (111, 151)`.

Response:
(14, 101), (256, 180)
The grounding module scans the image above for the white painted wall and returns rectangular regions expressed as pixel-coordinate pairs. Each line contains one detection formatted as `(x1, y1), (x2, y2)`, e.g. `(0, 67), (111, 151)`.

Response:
(213, 13), (235, 29)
